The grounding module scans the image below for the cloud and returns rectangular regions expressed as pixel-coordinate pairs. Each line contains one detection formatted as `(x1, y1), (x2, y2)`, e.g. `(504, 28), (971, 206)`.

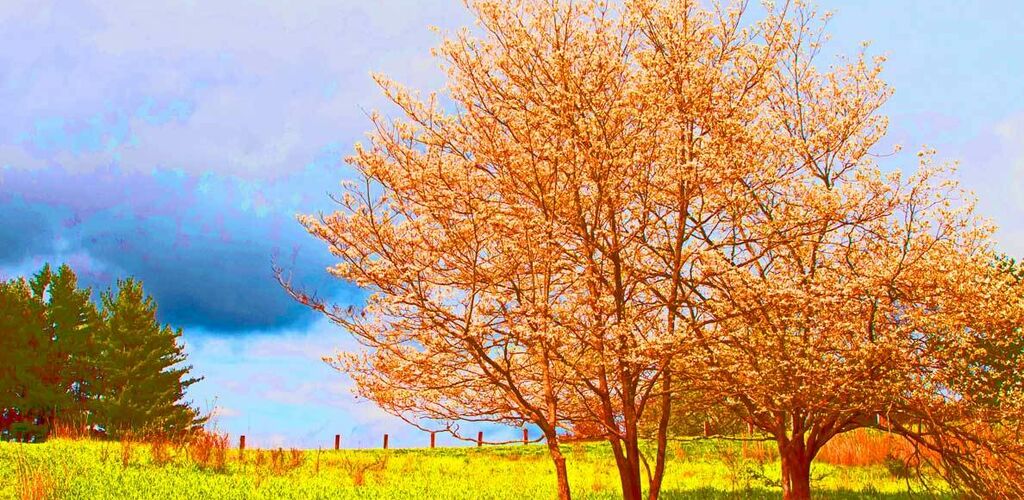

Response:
(209, 406), (241, 420)
(0, 0), (470, 179)
(185, 318), (525, 448)
(988, 114), (1024, 255)
(0, 163), (359, 332)
(0, 197), (61, 266)
(0, 0), (471, 332)
(184, 319), (409, 448)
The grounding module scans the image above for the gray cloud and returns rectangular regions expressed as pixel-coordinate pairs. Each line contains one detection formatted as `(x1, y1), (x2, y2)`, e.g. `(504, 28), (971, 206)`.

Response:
(0, 164), (355, 332)
(0, 0), (472, 331)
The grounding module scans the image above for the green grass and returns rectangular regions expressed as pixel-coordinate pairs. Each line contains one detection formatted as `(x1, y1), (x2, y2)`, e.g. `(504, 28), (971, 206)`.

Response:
(0, 438), (945, 499)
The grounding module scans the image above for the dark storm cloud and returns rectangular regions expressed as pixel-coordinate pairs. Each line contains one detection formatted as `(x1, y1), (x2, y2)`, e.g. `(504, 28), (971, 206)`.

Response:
(0, 164), (352, 332)
(0, 197), (60, 266)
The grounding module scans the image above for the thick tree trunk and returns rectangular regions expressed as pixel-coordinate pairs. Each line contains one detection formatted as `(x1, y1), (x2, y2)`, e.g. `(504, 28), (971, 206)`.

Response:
(607, 425), (644, 500)
(647, 370), (672, 500)
(545, 435), (572, 500)
(780, 448), (813, 500)
(613, 452), (643, 500)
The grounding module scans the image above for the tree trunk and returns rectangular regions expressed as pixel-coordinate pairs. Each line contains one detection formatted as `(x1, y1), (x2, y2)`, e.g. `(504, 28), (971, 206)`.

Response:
(780, 448), (813, 500)
(545, 435), (572, 500)
(647, 370), (672, 500)
(607, 429), (643, 500)
(613, 453), (643, 500)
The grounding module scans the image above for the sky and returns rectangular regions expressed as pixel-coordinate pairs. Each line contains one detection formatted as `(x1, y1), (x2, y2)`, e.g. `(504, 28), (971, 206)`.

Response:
(0, 0), (1022, 448)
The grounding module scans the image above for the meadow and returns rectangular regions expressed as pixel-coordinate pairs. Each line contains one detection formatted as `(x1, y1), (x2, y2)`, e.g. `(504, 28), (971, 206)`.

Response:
(0, 430), (946, 499)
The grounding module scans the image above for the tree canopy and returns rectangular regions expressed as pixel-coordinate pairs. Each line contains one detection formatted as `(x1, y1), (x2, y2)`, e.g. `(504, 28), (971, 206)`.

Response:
(287, 1), (1024, 499)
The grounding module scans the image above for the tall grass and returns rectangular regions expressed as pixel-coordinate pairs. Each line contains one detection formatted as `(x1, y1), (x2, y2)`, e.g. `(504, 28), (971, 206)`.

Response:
(817, 429), (914, 467)
(186, 431), (229, 472)
(14, 448), (56, 500)
(1, 436), (944, 499)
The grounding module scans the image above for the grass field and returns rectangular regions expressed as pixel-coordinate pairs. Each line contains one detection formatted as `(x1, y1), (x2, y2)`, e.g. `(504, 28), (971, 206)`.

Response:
(0, 433), (946, 499)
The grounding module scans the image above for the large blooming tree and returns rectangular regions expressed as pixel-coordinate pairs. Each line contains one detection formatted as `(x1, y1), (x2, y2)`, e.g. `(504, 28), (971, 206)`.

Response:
(287, 1), (1024, 499)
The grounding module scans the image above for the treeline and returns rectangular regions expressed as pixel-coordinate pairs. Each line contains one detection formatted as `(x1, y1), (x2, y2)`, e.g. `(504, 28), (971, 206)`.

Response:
(0, 264), (203, 440)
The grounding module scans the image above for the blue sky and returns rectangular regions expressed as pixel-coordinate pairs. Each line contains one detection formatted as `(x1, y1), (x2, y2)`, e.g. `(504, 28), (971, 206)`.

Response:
(1, 0), (1022, 448)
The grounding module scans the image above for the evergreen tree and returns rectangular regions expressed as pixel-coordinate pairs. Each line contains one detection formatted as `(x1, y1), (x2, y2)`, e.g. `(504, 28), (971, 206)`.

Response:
(93, 278), (203, 437)
(0, 277), (44, 422)
(43, 264), (100, 425)
(1, 264), (99, 434)
(1, 279), (36, 437)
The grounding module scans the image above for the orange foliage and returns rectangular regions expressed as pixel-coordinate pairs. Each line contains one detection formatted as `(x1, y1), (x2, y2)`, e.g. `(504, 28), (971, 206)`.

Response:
(285, 0), (1024, 499)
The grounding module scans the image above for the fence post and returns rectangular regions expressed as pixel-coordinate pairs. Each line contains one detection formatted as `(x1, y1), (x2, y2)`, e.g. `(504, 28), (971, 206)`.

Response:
(703, 420), (711, 437)
(523, 428), (528, 445)
(383, 433), (389, 449)
(430, 431), (436, 449)
(334, 434), (340, 450)
(877, 413), (889, 431)
(239, 435), (246, 451)
(747, 421), (754, 435)
(477, 431), (483, 447)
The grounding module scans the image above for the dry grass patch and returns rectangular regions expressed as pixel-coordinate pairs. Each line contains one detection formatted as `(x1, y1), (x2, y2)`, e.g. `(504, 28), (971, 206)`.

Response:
(818, 429), (913, 467)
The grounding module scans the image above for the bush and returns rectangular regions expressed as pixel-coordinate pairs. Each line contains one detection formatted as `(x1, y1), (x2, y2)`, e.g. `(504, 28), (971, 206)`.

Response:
(6, 423), (49, 443)
(884, 452), (914, 479)
(186, 431), (228, 472)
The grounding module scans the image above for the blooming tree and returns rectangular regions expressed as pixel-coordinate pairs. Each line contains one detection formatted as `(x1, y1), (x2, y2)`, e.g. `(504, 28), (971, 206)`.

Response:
(286, 1), (1024, 499)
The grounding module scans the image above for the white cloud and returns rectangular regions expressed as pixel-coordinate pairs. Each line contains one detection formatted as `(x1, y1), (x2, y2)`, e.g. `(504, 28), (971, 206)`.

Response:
(0, 0), (471, 179)
(965, 112), (1024, 256)
(209, 406), (241, 419)
(183, 318), (409, 448)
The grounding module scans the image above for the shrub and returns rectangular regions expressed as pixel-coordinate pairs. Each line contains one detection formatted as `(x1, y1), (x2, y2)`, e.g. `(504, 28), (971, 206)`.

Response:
(149, 437), (173, 466)
(741, 441), (778, 464)
(186, 431), (228, 472)
(8, 423), (49, 443)
(120, 436), (135, 468)
(885, 452), (914, 479)
(339, 454), (389, 486)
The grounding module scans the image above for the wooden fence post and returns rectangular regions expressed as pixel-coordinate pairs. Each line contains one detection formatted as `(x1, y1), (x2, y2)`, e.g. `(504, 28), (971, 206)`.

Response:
(703, 420), (711, 437)
(747, 421), (754, 435)
(430, 431), (436, 449)
(523, 428), (528, 445)
(334, 434), (340, 450)
(477, 431), (483, 447)
(239, 435), (246, 451)
(383, 433), (389, 449)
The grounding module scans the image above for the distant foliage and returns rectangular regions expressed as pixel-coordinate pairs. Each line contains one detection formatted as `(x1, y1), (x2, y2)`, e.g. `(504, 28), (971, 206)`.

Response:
(0, 264), (203, 440)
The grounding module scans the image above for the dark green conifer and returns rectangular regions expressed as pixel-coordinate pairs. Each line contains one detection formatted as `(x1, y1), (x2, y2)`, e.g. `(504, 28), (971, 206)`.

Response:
(93, 278), (204, 437)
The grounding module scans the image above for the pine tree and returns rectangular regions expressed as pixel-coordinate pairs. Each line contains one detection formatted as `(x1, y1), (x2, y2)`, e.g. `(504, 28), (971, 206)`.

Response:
(44, 264), (100, 426)
(16, 268), (60, 422)
(0, 266), (65, 438)
(0, 277), (46, 425)
(93, 278), (203, 437)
